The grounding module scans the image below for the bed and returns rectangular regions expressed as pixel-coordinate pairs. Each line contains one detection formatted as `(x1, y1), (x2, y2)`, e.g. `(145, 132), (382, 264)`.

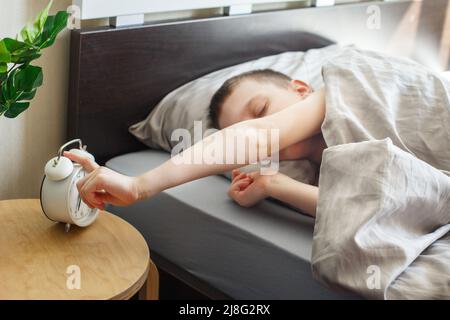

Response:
(67, 1), (450, 299)
(105, 149), (358, 299)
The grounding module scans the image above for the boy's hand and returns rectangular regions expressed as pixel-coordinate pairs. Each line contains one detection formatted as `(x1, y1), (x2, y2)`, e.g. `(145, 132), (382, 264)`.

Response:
(227, 169), (274, 207)
(64, 151), (141, 210)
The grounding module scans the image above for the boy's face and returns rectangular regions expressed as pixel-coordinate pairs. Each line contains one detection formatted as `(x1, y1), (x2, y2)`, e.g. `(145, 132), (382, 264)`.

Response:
(217, 79), (312, 129)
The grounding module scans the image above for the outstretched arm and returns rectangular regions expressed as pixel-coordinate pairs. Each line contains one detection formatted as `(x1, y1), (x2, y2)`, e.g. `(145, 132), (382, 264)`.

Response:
(66, 88), (326, 209)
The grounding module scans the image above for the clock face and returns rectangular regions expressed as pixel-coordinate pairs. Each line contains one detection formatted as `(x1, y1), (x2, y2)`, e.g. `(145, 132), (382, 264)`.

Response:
(68, 166), (97, 223)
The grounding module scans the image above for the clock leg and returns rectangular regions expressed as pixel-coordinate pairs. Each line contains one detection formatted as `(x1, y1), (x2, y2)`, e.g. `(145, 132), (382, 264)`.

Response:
(64, 223), (71, 233)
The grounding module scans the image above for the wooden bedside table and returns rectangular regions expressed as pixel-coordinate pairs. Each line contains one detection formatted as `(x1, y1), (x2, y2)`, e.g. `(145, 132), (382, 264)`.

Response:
(0, 199), (159, 300)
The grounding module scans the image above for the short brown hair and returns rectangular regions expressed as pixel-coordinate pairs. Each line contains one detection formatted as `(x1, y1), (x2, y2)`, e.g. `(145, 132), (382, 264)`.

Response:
(208, 69), (291, 129)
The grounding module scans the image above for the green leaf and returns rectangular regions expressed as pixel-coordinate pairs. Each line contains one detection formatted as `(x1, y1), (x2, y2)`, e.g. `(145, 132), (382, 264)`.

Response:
(35, 0), (53, 32)
(1, 65), (42, 107)
(4, 101), (30, 118)
(3, 38), (26, 52)
(6, 68), (17, 100)
(0, 67), (6, 86)
(0, 63), (7, 74)
(1, 79), (8, 102)
(1, 82), (8, 116)
(0, 40), (11, 63)
(20, 0), (53, 45)
(0, 66), (36, 118)
(19, 27), (30, 44)
(12, 50), (41, 64)
(2, 38), (42, 64)
(19, 88), (37, 101)
(1, 78), (8, 99)
(20, 24), (39, 45)
(14, 65), (43, 92)
(0, 83), (5, 114)
(38, 11), (69, 49)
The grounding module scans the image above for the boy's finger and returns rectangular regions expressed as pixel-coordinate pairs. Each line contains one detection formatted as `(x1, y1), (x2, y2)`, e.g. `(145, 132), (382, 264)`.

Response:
(233, 170), (245, 181)
(232, 169), (240, 180)
(80, 173), (107, 209)
(234, 172), (248, 182)
(77, 169), (102, 208)
(91, 193), (106, 210)
(76, 168), (99, 194)
(230, 177), (250, 190)
(234, 178), (251, 190)
(64, 151), (99, 173)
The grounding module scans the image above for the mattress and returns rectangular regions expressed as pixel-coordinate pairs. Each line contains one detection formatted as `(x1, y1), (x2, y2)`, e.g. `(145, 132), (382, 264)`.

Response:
(106, 150), (359, 299)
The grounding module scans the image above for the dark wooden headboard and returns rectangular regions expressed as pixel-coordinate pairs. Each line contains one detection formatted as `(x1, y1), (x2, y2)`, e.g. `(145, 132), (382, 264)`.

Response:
(68, 0), (449, 164)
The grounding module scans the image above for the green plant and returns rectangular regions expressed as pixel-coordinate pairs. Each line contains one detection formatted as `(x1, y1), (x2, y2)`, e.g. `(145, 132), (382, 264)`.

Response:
(0, 0), (69, 118)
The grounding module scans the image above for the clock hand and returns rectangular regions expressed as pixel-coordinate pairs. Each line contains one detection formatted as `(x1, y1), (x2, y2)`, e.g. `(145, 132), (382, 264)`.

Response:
(77, 194), (82, 212)
(77, 172), (84, 212)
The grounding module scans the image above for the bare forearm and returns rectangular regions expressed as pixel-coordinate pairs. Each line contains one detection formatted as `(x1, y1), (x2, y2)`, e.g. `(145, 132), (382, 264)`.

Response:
(137, 120), (278, 198)
(265, 174), (318, 217)
(136, 125), (258, 198)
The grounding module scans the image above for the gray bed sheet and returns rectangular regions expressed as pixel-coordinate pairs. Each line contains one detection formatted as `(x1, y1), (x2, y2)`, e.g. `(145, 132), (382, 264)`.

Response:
(106, 149), (359, 299)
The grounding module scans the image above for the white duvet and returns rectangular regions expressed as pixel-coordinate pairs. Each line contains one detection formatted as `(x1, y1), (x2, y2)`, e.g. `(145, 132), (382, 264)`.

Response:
(311, 48), (450, 299)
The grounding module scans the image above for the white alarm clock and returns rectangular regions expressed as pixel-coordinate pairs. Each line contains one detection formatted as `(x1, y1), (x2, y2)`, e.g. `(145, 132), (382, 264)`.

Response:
(40, 139), (98, 232)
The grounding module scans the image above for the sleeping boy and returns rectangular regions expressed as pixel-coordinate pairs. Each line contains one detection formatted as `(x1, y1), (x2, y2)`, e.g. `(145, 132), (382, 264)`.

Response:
(65, 69), (328, 217)
(207, 69), (327, 216)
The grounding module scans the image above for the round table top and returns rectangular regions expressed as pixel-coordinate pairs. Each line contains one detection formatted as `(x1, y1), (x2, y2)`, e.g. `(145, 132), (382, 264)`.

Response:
(0, 199), (150, 300)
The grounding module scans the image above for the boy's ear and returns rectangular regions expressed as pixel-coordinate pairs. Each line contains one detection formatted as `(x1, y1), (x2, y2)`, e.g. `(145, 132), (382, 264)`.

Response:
(290, 79), (313, 97)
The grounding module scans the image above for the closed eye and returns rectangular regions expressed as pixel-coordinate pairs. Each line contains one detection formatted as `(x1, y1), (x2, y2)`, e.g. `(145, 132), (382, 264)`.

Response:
(258, 103), (268, 117)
